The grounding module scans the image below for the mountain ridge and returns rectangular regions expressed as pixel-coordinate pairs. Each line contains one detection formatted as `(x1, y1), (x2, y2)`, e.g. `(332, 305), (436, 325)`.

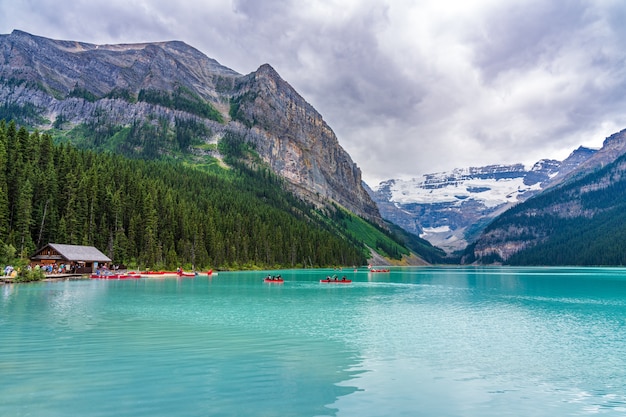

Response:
(368, 145), (599, 252)
(466, 139), (626, 265)
(0, 30), (382, 227)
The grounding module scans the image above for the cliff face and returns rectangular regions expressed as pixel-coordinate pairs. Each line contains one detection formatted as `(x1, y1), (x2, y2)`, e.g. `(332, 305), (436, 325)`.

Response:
(0, 30), (381, 223)
(231, 64), (379, 220)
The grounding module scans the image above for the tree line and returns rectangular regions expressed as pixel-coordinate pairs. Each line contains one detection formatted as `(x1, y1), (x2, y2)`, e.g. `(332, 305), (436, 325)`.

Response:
(0, 121), (367, 270)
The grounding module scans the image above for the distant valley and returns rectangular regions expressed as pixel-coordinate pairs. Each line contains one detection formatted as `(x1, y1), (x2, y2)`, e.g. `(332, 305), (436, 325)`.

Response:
(369, 129), (626, 255)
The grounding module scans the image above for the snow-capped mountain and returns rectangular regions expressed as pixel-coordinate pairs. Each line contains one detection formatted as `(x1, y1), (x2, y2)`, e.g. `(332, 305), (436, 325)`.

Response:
(369, 147), (597, 253)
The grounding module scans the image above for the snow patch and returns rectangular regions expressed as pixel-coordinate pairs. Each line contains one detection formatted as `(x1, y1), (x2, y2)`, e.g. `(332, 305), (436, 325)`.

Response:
(421, 226), (451, 235)
(388, 175), (543, 208)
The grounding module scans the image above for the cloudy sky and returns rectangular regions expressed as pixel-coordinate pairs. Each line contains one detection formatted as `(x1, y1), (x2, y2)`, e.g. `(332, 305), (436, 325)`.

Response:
(2, 0), (626, 185)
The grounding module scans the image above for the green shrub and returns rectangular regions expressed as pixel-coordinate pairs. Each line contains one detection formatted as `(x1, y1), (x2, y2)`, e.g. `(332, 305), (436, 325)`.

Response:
(14, 267), (45, 282)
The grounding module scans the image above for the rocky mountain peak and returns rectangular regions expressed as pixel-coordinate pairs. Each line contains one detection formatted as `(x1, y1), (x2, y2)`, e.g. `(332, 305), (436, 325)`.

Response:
(546, 135), (621, 188)
(255, 63), (279, 77)
(1, 30), (240, 99)
(369, 150), (597, 252)
(233, 62), (380, 221)
(592, 129), (626, 167)
(524, 159), (560, 186)
(0, 30), (382, 225)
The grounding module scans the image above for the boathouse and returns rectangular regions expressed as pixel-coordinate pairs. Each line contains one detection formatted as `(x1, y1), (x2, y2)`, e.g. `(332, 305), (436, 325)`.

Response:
(30, 243), (111, 274)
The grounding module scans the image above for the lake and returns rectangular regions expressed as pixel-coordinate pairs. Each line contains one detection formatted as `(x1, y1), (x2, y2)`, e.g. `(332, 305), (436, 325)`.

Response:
(2, 267), (626, 416)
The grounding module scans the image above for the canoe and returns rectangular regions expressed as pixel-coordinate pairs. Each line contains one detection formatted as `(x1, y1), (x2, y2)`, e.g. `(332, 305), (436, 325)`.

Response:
(369, 269), (390, 273)
(177, 272), (196, 277)
(264, 278), (284, 283)
(320, 279), (351, 284)
(91, 274), (121, 279)
(118, 274), (143, 279)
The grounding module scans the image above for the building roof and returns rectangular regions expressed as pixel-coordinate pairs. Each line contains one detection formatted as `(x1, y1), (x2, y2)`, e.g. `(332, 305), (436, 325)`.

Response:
(31, 243), (112, 263)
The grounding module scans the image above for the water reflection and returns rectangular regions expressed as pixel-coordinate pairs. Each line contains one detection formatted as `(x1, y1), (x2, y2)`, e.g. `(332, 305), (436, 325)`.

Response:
(325, 266), (626, 416)
(3, 268), (626, 416)
(1, 275), (365, 417)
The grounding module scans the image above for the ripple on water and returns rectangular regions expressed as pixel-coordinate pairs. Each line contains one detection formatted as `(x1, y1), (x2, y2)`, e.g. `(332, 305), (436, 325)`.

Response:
(3, 269), (626, 416)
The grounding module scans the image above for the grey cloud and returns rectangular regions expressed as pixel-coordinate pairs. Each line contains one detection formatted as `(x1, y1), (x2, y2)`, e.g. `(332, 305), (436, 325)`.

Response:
(2, 0), (626, 185)
(471, 1), (591, 80)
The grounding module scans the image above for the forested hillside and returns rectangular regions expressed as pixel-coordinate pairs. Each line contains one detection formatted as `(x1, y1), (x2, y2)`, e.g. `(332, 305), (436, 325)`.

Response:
(465, 150), (626, 266)
(0, 121), (376, 270)
(0, 30), (381, 224)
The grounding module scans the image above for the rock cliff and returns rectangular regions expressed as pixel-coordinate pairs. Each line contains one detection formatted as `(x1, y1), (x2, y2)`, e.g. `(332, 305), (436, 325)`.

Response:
(0, 30), (381, 223)
(230, 64), (379, 220)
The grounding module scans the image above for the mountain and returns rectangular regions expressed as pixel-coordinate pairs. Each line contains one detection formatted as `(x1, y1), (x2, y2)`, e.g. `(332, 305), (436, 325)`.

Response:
(0, 30), (380, 225)
(368, 147), (596, 252)
(466, 129), (626, 265)
(545, 129), (626, 187)
(0, 122), (373, 269)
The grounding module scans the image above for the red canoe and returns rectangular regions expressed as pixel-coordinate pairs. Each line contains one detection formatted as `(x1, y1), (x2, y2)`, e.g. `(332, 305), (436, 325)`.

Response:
(118, 274), (143, 279)
(91, 274), (121, 279)
(320, 279), (351, 284)
(264, 278), (284, 283)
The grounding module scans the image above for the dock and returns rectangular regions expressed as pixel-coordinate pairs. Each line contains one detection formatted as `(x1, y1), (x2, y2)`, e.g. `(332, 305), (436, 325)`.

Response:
(1, 274), (88, 284)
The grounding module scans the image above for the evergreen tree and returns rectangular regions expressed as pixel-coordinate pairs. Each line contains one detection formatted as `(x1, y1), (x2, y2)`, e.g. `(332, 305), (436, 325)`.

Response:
(0, 120), (375, 268)
(0, 123), (8, 240)
(14, 178), (34, 256)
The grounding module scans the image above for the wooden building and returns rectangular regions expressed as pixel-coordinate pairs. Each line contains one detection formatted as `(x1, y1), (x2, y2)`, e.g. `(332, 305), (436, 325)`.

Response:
(30, 243), (111, 274)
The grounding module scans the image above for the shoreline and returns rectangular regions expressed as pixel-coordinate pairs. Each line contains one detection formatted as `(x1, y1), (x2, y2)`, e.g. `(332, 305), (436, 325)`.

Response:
(1, 273), (89, 284)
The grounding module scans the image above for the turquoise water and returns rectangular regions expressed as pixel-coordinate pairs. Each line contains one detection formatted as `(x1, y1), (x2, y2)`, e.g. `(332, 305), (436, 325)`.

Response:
(2, 267), (626, 416)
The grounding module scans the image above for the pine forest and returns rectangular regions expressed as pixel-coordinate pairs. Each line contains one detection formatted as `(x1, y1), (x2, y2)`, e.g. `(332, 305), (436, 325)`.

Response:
(0, 120), (371, 270)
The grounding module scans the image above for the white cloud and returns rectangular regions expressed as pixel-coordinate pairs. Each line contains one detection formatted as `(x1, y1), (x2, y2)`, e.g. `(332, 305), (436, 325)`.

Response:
(2, 0), (626, 185)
